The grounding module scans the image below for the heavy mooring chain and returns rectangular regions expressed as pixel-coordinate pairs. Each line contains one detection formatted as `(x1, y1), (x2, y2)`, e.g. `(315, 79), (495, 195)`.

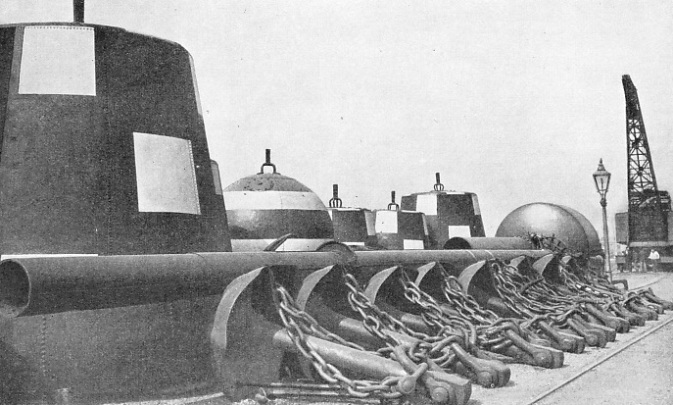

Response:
(398, 272), (475, 347)
(397, 271), (531, 368)
(488, 261), (581, 336)
(340, 269), (462, 368)
(557, 262), (622, 300)
(438, 273), (528, 351)
(273, 284), (404, 399)
(487, 263), (534, 318)
(275, 284), (365, 351)
(496, 261), (615, 335)
(501, 263), (591, 308)
(342, 270), (432, 344)
(492, 262), (571, 315)
(556, 265), (589, 295)
(441, 273), (500, 325)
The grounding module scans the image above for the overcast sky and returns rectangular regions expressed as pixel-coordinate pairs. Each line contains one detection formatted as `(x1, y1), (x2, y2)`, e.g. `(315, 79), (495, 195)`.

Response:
(3, 0), (673, 238)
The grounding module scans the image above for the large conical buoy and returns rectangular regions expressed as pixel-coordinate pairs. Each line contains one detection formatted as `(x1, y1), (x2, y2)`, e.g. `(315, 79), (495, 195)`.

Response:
(0, 20), (230, 256)
(0, 16), (230, 403)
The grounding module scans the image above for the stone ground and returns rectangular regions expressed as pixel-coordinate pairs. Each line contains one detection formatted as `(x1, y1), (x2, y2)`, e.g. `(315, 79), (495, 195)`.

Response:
(468, 271), (673, 405)
(121, 271), (673, 405)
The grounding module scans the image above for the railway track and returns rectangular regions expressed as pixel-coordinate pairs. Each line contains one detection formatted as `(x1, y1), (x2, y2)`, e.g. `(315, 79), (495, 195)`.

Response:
(531, 313), (673, 405)
(471, 272), (673, 405)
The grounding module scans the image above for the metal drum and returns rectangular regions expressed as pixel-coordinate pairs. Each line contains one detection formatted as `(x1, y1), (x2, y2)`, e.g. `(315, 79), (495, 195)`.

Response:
(374, 191), (430, 250)
(401, 173), (485, 249)
(327, 184), (377, 248)
(223, 150), (334, 251)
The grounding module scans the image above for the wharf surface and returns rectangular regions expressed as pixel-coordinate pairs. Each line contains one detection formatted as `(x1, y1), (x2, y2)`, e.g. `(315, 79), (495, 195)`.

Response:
(471, 271), (673, 405)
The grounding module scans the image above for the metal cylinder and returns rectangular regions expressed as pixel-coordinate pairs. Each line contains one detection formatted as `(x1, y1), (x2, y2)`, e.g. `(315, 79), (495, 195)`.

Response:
(73, 0), (85, 22)
(0, 251), (341, 317)
(273, 330), (409, 381)
(0, 249), (552, 318)
(374, 209), (429, 250)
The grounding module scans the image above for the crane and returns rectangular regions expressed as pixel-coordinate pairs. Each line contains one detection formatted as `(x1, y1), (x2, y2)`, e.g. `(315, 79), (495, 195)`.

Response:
(616, 75), (671, 270)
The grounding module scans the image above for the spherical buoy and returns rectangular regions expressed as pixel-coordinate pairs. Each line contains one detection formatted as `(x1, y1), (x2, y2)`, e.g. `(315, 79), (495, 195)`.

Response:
(401, 173), (485, 249)
(496, 202), (602, 256)
(223, 150), (334, 251)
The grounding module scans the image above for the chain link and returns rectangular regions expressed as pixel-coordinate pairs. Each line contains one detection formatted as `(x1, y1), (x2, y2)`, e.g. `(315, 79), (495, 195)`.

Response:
(437, 270), (527, 351)
(274, 283), (404, 399)
(342, 269), (433, 343)
(488, 260), (584, 332)
(398, 271), (472, 344)
(441, 272), (500, 325)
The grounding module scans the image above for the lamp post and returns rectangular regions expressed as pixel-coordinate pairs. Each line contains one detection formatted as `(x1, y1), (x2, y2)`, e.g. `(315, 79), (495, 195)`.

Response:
(593, 158), (612, 282)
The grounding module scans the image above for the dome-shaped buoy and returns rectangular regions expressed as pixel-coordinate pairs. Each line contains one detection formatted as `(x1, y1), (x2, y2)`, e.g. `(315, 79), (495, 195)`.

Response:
(223, 150), (334, 251)
(327, 184), (377, 248)
(496, 202), (602, 256)
(401, 173), (485, 249)
(374, 191), (429, 250)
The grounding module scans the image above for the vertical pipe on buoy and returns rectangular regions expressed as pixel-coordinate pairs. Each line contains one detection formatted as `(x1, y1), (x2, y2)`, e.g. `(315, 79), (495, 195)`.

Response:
(74, 0), (85, 23)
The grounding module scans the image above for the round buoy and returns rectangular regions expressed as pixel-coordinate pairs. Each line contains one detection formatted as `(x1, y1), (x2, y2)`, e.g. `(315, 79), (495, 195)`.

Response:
(496, 202), (602, 256)
(223, 150), (334, 251)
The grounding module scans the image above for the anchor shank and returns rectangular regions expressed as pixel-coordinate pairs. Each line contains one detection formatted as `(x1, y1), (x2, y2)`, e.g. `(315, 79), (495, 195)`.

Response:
(273, 329), (409, 380)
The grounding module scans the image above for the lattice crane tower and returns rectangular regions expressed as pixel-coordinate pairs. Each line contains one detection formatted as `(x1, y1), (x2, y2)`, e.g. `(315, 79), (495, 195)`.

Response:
(622, 75), (670, 251)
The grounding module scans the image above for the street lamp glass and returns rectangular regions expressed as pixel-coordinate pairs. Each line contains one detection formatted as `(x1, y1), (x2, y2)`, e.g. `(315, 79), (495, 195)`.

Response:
(593, 158), (611, 196)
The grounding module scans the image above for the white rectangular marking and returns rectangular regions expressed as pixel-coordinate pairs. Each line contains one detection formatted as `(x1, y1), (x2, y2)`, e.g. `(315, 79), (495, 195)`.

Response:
(403, 239), (425, 250)
(364, 210), (376, 236)
(134, 132), (200, 215)
(375, 211), (398, 233)
(448, 225), (472, 238)
(415, 194), (438, 216)
(471, 194), (481, 215)
(223, 191), (325, 211)
(19, 26), (96, 95)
